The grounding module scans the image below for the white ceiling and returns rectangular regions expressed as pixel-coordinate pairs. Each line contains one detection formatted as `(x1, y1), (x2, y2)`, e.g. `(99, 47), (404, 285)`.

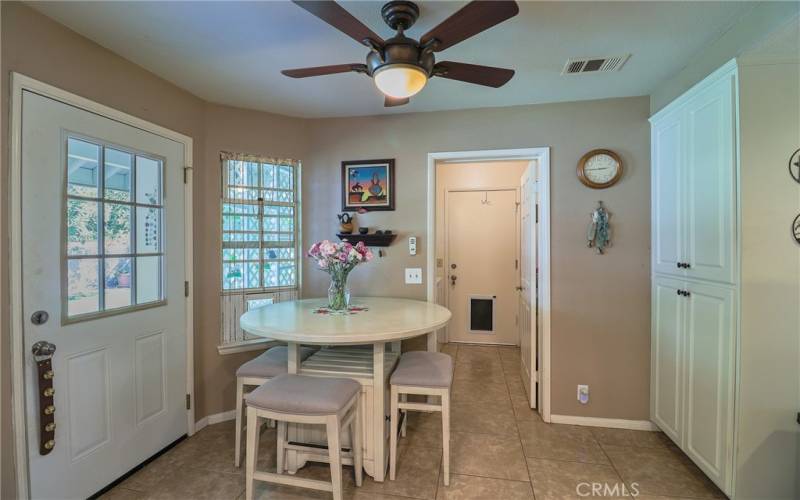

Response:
(30, 1), (755, 118)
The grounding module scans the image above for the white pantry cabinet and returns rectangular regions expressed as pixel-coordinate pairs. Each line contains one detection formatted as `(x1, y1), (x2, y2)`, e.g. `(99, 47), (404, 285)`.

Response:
(650, 60), (739, 496)
(651, 64), (737, 285)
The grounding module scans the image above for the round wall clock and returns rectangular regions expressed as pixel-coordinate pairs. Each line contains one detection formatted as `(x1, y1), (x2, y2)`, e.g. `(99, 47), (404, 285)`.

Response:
(577, 149), (623, 189)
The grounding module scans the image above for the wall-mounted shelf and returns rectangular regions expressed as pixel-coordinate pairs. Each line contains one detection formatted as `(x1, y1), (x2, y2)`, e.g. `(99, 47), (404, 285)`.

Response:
(337, 233), (397, 247)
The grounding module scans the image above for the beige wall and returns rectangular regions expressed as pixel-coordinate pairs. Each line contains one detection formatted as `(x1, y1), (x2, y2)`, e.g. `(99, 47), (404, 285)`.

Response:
(304, 97), (653, 420)
(735, 43), (800, 498)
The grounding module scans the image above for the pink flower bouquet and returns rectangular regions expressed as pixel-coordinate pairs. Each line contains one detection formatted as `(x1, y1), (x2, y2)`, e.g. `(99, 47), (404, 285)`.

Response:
(308, 240), (373, 310)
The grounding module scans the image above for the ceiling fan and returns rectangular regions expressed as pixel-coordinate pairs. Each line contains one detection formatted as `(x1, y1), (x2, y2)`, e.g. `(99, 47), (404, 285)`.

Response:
(281, 0), (519, 107)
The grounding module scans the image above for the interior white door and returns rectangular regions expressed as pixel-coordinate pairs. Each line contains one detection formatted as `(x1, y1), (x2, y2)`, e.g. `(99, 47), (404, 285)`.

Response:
(682, 281), (735, 492)
(446, 189), (518, 345)
(518, 165), (537, 408)
(22, 91), (187, 499)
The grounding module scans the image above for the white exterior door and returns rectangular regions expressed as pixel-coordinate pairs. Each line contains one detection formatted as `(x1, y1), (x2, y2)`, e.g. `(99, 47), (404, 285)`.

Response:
(682, 281), (735, 491)
(21, 91), (188, 499)
(518, 165), (537, 407)
(650, 275), (684, 443)
(446, 189), (519, 345)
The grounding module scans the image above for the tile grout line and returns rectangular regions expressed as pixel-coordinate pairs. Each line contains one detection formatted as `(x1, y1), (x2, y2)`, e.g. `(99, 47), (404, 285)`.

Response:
(500, 348), (538, 500)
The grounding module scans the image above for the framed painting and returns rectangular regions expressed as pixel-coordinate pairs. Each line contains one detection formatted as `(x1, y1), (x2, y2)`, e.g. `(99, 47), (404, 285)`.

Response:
(341, 159), (395, 211)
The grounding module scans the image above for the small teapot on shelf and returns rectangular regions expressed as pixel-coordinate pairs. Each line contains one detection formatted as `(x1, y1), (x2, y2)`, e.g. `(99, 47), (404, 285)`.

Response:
(337, 213), (354, 234)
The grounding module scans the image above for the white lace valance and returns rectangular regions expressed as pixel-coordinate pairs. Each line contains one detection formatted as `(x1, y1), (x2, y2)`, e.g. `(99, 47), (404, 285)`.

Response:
(219, 150), (299, 167)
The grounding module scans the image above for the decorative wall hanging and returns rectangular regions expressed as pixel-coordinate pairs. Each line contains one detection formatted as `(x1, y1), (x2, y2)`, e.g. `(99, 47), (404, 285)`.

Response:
(789, 148), (800, 184)
(587, 201), (612, 254)
(793, 213), (800, 245)
(342, 159), (395, 211)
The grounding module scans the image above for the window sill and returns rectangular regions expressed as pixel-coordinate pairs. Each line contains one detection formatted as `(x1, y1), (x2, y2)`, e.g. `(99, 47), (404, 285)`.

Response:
(217, 338), (278, 355)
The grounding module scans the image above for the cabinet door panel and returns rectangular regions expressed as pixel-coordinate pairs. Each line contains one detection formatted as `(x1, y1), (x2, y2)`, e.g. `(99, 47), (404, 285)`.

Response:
(683, 282), (734, 493)
(685, 76), (736, 284)
(651, 110), (685, 277)
(651, 276), (684, 442)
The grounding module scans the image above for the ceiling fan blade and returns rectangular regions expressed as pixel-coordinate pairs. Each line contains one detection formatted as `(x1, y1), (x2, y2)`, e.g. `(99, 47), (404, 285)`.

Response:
(433, 61), (515, 88)
(420, 1), (519, 52)
(281, 64), (367, 78)
(384, 96), (410, 107)
(293, 1), (384, 46)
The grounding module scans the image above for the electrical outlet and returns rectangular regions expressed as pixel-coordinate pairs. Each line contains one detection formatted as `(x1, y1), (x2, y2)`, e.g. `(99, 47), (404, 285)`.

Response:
(577, 385), (589, 404)
(405, 268), (423, 284)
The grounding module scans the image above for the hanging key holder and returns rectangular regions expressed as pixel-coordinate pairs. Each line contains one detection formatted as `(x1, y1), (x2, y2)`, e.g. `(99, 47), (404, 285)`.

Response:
(32, 341), (57, 455)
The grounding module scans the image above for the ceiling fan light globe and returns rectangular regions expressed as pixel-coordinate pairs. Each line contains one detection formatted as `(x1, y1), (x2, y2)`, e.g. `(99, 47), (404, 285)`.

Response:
(374, 64), (427, 99)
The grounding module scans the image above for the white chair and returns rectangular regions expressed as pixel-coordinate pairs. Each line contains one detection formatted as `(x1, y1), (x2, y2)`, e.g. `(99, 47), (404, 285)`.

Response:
(234, 346), (315, 467)
(244, 374), (363, 500)
(389, 351), (453, 485)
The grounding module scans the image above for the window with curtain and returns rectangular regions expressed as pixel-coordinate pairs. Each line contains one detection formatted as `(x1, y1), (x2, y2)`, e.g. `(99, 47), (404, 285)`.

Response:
(219, 152), (301, 350)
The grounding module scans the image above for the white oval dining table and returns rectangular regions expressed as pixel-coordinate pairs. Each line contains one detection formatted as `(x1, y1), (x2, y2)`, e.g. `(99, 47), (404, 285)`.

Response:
(240, 297), (451, 482)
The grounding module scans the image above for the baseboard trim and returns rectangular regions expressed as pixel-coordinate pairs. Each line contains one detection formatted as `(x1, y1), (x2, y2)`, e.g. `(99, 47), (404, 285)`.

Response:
(194, 409), (237, 433)
(550, 414), (659, 431)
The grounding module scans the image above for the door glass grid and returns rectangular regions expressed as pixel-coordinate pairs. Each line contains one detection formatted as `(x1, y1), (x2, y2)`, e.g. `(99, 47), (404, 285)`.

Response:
(66, 136), (165, 319)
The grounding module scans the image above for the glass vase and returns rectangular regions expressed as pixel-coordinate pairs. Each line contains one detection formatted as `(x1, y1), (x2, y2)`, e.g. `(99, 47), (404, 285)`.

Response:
(327, 277), (351, 311)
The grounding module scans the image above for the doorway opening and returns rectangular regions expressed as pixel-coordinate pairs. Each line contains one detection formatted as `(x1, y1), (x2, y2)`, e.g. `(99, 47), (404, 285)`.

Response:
(426, 148), (551, 422)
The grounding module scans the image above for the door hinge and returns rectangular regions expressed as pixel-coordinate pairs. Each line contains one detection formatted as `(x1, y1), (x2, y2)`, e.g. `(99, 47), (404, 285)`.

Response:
(184, 281), (190, 297)
(186, 394), (191, 410)
(515, 259), (519, 269)
(535, 204), (539, 223)
(183, 166), (193, 184)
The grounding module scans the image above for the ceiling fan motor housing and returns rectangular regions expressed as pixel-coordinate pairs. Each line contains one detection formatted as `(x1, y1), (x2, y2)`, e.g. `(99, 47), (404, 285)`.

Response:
(366, 33), (435, 77)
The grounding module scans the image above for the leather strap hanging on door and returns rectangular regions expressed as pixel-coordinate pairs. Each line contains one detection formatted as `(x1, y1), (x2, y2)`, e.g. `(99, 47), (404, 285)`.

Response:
(32, 341), (57, 455)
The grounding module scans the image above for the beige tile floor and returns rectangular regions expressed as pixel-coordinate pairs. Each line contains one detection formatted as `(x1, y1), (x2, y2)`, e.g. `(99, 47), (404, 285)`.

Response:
(102, 344), (725, 500)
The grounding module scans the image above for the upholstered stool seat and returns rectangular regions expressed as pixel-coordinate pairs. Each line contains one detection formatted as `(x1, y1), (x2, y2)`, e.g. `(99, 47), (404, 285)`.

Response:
(389, 351), (454, 486)
(246, 373), (360, 415)
(390, 351), (453, 388)
(234, 345), (316, 467)
(244, 374), (363, 500)
(236, 346), (316, 378)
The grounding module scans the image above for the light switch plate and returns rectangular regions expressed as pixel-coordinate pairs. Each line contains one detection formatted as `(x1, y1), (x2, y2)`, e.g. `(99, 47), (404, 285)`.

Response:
(408, 236), (417, 256)
(405, 268), (423, 284)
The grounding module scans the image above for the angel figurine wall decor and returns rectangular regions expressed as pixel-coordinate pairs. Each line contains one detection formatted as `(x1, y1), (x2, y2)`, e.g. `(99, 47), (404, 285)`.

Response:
(587, 201), (611, 254)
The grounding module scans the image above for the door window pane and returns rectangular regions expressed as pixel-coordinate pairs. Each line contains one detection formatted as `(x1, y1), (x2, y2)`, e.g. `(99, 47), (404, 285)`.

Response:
(67, 258), (99, 316)
(136, 256), (161, 304)
(67, 199), (99, 256)
(136, 156), (162, 205)
(67, 138), (100, 197)
(104, 149), (132, 201)
(137, 207), (161, 253)
(104, 203), (132, 254)
(65, 136), (166, 320)
(104, 257), (132, 309)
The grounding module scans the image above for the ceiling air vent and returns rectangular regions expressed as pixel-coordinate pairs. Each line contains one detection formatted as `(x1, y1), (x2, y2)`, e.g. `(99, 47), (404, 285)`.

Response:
(561, 54), (630, 75)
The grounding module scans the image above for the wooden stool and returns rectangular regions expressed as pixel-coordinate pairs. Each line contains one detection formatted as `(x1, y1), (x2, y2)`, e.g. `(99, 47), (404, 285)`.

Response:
(234, 346), (315, 467)
(389, 351), (453, 485)
(244, 374), (363, 500)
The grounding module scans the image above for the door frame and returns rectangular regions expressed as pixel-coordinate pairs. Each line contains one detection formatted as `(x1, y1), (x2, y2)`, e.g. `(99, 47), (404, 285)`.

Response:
(9, 73), (195, 499)
(426, 147), (552, 422)
(443, 186), (520, 345)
